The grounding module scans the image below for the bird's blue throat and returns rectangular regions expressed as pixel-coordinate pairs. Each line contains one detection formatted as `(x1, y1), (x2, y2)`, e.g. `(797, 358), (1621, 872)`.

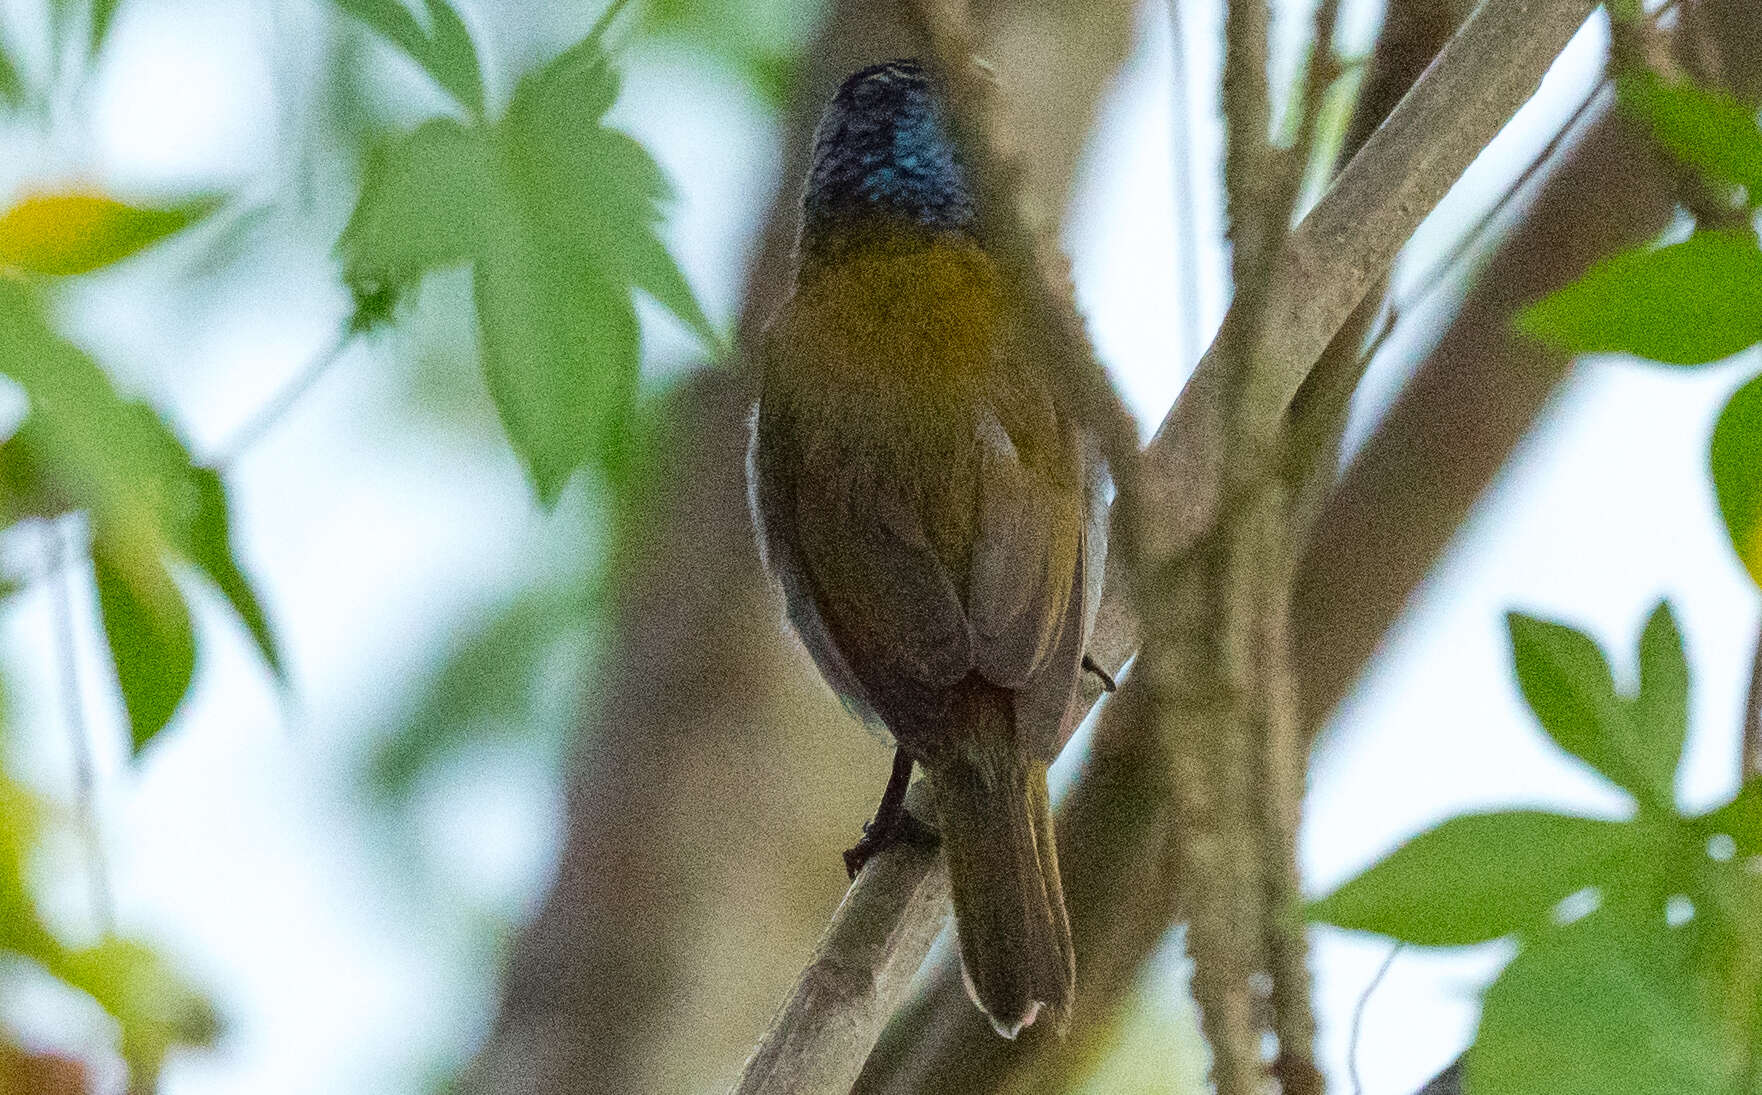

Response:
(799, 59), (976, 258)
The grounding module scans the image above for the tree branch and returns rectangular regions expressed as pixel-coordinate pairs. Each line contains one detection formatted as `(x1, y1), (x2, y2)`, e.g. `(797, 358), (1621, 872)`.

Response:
(730, 783), (950, 1095)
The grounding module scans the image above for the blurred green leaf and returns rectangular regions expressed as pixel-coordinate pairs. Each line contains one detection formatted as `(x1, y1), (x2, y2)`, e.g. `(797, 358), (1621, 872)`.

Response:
(1696, 780), (1762, 856)
(474, 206), (640, 503)
(1628, 600), (1690, 802)
(93, 544), (195, 755)
(1467, 910), (1738, 1095)
(336, 23), (716, 503)
(182, 468), (282, 679)
(1712, 372), (1762, 588)
(1620, 69), (1762, 202)
(369, 583), (591, 799)
(0, 774), (219, 1088)
(1519, 231), (1762, 365)
(55, 938), (221, 1081)
(1507, 612), (1667, 802)
(641, 0), (816, 109)
(0, 280), (176, 577)
(0, 281), (280, 750)
(0, 191), (219, 276)
(1308, 811), (1637, 945)
(338, 119), (490, 303)
(0, 41), (24, 108)
(91, 0), (124, 55)
(332, 0), (485, 118)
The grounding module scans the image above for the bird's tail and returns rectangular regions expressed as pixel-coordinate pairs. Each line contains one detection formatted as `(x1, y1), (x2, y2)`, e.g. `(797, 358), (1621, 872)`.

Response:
(927, 679), (1074, 1039)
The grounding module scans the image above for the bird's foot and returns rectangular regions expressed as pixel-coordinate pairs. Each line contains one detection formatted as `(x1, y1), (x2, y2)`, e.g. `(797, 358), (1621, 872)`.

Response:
(843, 809), (939, 878)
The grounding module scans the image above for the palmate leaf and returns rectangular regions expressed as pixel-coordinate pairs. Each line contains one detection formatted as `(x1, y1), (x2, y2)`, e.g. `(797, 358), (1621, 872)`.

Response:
(1519, 230), (1762, 366)
(337, 118), (489, 296)
(336, 15), (717, 504)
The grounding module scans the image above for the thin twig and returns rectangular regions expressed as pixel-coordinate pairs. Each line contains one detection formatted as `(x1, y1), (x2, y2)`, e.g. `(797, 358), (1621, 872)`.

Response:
(43, 520), (115, 939)
(1394, 76), (1608, 322)
(210, 321), (357, 471)
(1349, 943), (1403, 1095)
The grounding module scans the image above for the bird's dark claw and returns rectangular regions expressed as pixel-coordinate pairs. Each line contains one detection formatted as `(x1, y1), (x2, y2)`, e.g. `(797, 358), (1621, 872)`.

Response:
(843, 809), (939, 878)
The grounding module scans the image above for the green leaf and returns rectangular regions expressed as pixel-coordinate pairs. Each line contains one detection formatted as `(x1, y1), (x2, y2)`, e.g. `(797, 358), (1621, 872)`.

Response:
(1508, 612), (1661, 801)
(0, 191), (219, 276)
(335, 24), (716, 504)
(337, 119), (491, 305)
(1627, 600), (1690, 800)
(1620, 69), (1762, 201)
(417, 0), (483, 116)
(1, 773), (219, 1089)
(0, 280), (178, 574)
(332, 0), (484, 117)
(1696, 780), (1762, 856)
(368, 582), (592, 799)
(91, 0), (124, 56)
(473, 187), (640, 503)
(1711, 372), (1762, 588)
(624, 210), (718, 347)
(181, 469), (283, 679)
(1518, 231), (1762, 366)
(1467, 911), (1738, 1095)
(1308, 811), (1637, 945)
(93, 545), (195, 755)
(641, 0), (813, 109)
(0, 281), (281, 742)
(0, 42), (25, 108)
(54, 938), (221, 1084)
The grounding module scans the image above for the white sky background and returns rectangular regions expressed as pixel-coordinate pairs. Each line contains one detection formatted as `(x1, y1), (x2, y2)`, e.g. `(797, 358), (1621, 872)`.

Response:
(0, 0), (1758, 1092)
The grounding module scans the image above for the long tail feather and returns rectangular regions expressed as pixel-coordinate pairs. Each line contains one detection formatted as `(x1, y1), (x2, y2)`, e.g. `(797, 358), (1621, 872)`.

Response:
(927, 681), (1073, 1038)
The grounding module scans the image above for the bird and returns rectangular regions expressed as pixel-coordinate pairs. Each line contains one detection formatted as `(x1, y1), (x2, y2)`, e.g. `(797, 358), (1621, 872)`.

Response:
(747, 57), (1106, 1039)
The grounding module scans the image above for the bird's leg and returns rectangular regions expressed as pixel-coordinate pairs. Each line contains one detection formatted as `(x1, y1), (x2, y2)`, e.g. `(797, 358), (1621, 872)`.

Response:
(1082, 653), (1117, 692)
(843, 747), (939, 878)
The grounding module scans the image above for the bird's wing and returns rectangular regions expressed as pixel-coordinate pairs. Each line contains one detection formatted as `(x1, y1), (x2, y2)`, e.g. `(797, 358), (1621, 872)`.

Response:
(966, 400), (1091, 762)
(789, 430), (976, 739)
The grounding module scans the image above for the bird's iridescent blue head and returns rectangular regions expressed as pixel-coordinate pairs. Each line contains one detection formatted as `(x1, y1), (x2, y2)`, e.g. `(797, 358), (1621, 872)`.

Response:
(800, 59), (975, 251)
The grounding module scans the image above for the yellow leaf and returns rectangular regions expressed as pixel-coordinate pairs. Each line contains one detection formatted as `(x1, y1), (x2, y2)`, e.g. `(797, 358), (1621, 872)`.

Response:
(0, 190), (218, 276)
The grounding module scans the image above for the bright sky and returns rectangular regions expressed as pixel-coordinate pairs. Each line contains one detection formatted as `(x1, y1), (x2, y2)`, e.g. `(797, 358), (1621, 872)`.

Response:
(2, 1), (1757, 1093)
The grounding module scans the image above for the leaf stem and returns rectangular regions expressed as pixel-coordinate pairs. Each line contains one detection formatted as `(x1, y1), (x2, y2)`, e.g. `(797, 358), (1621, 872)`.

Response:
(1348, 943), (1402, 1095)
(211, 321), (358, 471)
